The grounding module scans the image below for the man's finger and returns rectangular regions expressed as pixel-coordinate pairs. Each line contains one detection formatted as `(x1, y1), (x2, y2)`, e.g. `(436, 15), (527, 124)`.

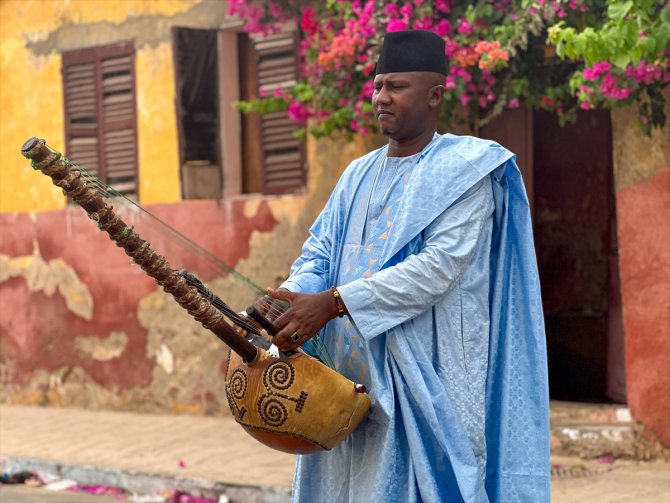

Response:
(273, 311), (291, 331)
(273, 324), (299, 350)
(266, 287), (294, 301)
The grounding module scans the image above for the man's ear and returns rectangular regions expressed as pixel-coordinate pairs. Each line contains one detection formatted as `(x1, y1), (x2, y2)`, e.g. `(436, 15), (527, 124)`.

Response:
(428, 85), (445, 109)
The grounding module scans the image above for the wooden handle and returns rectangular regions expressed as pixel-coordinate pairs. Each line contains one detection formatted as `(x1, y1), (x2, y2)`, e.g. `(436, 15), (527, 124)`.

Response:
(22, 137), (259, 363)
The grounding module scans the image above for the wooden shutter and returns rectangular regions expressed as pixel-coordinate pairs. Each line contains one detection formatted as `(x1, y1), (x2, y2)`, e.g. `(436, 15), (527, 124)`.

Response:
(251, 31), (306, 194)
(62, 42), (138, 198)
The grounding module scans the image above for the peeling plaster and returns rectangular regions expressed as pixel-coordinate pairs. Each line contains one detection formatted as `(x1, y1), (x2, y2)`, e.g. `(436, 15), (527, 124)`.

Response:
(2, 366), (171, 413)
(156, 343), (175, 375)
(243, 199), (263, 220)
(0, 241), (93, 320)
(138, 285), (231, 414)
(74, 331), (128, 361)
(25, 0), (233, 55)
(612, 88), (670, 191)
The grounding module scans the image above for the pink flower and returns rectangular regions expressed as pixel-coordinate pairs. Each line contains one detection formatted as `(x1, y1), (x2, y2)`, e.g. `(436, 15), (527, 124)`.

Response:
(387, 18), (409, 32)
(413, 18), (434, 30)
(578, 84), (594, 97)
(600, 74), (617, 97)
(359, 80), (374, 99)
(593, 61), (612, 73)
(268, 2), (283, 19)
(460, 93), (470, 106)
(580, 101), (593, 110)
(624, 61), (663, 85)
(457, 18), (472, 35)
(400, 2), (413, 18)
(288, 100), (309, 122)
(445, 41), (459, 59)
(435, 0), (451, 13)
(583, 68), (598, 81)
(583, 61), (612, 81)
(384, 4), (399, 15)
(508, 98), (520, 109)
(435, 19), (451, 37)
(301, 7), (318, 35)
(445, 76), (457, 90)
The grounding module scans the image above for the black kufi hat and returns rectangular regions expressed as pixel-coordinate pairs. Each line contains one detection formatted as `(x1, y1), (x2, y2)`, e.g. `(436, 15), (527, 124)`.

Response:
(375, 30), (447, 76)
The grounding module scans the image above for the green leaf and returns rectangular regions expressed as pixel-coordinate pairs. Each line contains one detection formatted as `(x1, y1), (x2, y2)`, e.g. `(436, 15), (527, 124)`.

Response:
(547, 23), (563, 44)
(611, 52), (631, 68)
(555, 39), (566, 58)
(608, 1), (634, 21)
(481, 4), (494, 18)
(573, 33), (587, 55)
(661, 6), (670, 25)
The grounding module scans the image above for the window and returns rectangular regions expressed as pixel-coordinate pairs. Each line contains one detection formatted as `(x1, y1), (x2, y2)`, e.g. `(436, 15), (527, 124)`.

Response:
(62, 42), (138, 198)
(239, 30), (306, 195)
(174, 26), (306, 198)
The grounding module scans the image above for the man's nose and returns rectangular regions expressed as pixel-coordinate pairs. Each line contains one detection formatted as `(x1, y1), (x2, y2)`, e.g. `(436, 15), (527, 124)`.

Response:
(374, 86), (391, 105)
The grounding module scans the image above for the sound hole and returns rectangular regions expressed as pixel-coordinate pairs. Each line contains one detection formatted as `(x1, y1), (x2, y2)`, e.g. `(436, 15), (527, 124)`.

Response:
(262, 361), (295, 390)
(258, 395), (288, 427)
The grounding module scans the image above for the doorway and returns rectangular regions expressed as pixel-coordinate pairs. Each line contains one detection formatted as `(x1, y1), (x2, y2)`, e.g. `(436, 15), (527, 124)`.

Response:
(481, 108), (625, 403)
(172, 27), (222, 199)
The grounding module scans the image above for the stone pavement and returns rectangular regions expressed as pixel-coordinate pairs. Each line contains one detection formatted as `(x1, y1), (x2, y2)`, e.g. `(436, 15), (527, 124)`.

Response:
(0, 405), (294, 501)
(0, 484), (121, 502)
(550, 457), (670, 502)
(1, 403), (669, 502)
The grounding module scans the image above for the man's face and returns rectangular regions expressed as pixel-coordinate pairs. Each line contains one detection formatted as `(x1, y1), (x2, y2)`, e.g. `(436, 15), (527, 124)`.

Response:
(372, 72), (435, 140)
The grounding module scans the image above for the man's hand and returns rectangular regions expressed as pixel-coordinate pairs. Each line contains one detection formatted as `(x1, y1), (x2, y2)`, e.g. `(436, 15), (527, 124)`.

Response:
(267, 288), (340, 352)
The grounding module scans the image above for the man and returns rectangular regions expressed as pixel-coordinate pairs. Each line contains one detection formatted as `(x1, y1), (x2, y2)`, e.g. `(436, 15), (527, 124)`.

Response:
(267, 30), (550, 502)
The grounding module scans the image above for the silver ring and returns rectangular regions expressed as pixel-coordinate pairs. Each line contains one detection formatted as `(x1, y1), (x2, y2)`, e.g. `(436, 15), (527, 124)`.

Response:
(290, 332), (300, 343)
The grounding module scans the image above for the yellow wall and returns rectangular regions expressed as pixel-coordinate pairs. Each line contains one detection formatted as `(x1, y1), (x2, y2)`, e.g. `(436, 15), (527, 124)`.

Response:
(135, 41), (181, 203)
(0, 0), (198, 213)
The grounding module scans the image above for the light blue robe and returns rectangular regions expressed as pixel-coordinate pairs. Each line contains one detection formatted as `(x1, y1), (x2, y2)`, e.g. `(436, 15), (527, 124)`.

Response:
(282, 134), (550, 502)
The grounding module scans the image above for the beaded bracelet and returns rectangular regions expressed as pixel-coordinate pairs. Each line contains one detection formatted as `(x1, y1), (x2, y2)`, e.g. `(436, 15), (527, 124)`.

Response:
(331, 286), (346, 318)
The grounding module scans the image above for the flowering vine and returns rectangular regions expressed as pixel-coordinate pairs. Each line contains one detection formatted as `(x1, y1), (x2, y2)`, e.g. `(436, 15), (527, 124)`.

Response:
(230, 0), (669, 138)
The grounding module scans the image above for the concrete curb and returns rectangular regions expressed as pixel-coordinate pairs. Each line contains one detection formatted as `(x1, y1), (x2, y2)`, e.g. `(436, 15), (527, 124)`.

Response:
(0, 457), (291, 503)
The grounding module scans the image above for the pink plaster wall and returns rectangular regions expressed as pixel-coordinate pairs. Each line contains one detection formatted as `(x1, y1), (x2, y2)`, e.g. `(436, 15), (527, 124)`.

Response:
(616, 168), (670, 444)
(0, 199), (277, 410)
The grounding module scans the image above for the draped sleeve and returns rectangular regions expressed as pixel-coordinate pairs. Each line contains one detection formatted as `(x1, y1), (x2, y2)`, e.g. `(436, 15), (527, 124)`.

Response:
(280, 208), (334, 294)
